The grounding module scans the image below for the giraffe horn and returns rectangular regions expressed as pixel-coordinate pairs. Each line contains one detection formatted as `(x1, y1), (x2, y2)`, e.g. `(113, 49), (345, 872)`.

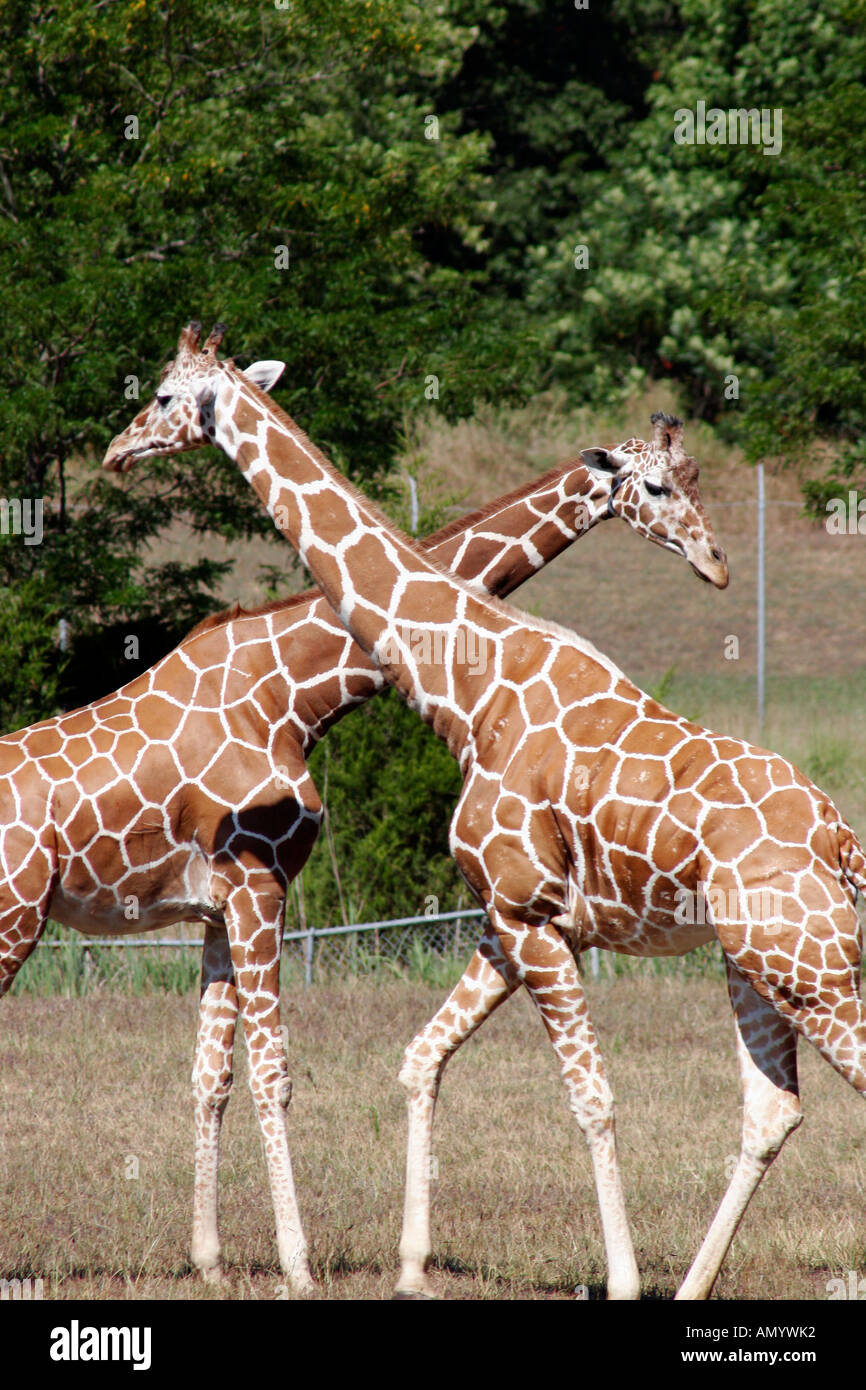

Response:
(202, 323), (228, 356)
(650, 410), (685, 459)
(178, 321), (203, 354)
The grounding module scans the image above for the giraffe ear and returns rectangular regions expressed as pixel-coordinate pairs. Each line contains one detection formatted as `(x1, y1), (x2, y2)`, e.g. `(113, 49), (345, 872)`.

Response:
(243, 360), (286, 394)
(579, 447), (622, 475)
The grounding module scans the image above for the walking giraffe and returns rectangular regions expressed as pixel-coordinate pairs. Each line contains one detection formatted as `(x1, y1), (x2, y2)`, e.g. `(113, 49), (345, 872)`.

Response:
(0, 325), (726, 1293)
(107, 322), (866, 1301)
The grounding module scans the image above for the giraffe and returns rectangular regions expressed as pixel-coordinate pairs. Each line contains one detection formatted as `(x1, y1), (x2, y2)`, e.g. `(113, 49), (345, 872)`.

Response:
(0, 328), (727, 1295)
(106, 322), (866, 1302)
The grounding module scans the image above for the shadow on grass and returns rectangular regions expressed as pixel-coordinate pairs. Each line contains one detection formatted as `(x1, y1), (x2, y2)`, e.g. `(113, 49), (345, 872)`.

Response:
(315, 1250), (385, 1279)
(428, 1252), (616, 1299)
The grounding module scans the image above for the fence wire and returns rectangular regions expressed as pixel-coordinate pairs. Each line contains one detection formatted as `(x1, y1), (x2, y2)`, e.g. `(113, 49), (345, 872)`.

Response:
(33, 905), (740, 989)
(281, 909), (486, 983)
(38, 908), (489, 987)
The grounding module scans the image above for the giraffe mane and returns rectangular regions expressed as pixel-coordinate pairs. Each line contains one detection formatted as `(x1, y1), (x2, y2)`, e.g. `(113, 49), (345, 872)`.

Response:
(486, 592), (626, 681)
(183, 592), (315, 641)
(650, 411), (683, 431)
(417, 462), (580, 546)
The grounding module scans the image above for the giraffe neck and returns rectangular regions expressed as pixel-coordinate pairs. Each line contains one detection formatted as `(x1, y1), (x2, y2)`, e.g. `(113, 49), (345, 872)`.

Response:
(212, 370), (520, 755)
(196, 463), (612, 753)
(421, 464), (611, 597)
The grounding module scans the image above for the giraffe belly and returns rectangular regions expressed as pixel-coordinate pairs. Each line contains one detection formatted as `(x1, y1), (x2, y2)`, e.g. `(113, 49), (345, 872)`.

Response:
(48, 885), (223, 935)
(48, 846), (223, 936)
(553, 869), (716, 957)
(581, 912), (716, 957)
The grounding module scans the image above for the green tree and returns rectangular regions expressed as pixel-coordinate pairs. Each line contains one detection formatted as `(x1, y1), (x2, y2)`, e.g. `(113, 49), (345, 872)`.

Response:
(298, 689), (464, 926)
(0, 0), (521, 729)
(517, 0), (866, 425)
(733, 68), (866, 504)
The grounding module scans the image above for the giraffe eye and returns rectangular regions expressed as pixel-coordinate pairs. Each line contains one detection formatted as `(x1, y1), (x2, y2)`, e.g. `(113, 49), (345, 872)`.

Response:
(644, 480), (670, 498)
(156, 394), (173, 410)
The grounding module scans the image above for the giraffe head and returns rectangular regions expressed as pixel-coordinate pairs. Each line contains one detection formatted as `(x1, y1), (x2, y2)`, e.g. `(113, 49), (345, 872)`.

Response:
(104, 321), (285, 469)
(580, 412), (728, 587)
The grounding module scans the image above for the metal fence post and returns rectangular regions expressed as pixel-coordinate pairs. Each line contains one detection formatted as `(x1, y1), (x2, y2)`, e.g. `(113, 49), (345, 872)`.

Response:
(757, 462), (766, 730)
(303, 929), (314, 986)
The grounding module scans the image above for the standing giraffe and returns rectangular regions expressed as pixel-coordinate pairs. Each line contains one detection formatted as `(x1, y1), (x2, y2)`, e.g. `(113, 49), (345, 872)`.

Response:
(107, 322), (866, 1301)
(0, 327), (727, 1294)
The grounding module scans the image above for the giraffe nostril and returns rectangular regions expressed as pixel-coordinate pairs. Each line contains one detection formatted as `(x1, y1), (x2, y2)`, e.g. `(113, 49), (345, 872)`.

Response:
(712, 548), (723, 562)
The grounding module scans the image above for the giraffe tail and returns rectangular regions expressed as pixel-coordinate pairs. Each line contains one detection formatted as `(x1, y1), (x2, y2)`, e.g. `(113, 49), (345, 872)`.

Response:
(833, 812), (866, 897)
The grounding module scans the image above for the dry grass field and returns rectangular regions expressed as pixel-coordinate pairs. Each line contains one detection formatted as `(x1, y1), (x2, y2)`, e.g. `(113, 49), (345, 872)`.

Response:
(1, 975), (865, 1301)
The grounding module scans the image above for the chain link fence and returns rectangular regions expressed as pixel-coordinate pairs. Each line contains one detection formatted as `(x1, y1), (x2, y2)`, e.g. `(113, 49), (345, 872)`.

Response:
(29, 906), (739, 995)
(33, 908), (489, 991)
(281, 908), (486, 984)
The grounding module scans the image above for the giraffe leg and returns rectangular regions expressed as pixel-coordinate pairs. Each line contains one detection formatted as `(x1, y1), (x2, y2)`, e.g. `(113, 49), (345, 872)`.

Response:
(675, 960), (801, 1300)
(712, 876), (866, 1097)
(224, 887), (313, 1294)
(500, 916), (640, 1300)
(397, 914), (640, 1299)
(395, 926), (521, 1297)
(0, 904), (48, 998)
(191, 921), (238, 1283)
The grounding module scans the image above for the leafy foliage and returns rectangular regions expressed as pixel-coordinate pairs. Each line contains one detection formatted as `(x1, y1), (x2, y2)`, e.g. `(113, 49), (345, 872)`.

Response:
(297, 690), (464, 927)
(516, 0), (866, 422)
(0, 0), (519, 727)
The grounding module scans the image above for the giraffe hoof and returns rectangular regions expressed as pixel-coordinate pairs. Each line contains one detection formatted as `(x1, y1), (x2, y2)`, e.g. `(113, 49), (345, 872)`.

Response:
(199, 1264), (225, 1288)
(606, 1281), (641, 1301)
(289, 1274), (316, 1299)
(393, 1282), (437, 1301)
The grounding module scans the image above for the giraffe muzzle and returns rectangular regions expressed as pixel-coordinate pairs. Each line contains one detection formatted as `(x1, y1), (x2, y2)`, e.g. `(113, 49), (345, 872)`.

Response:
(690, 545), (729, 588)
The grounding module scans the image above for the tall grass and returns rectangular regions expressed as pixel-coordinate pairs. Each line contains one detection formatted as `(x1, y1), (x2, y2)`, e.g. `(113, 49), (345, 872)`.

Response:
(10, 931), (202, 998)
